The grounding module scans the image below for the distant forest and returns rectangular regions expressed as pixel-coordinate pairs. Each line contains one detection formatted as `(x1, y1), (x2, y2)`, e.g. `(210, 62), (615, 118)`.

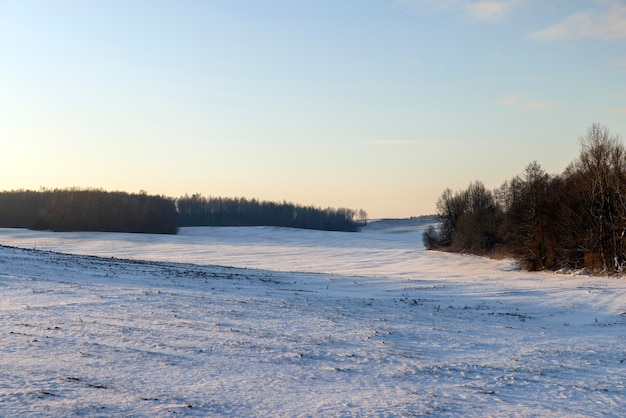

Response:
(0, 189), (179, 234)
(0, 189), (367, 234)
(177, 195), (367, 232)
(423, 124), (626, 274)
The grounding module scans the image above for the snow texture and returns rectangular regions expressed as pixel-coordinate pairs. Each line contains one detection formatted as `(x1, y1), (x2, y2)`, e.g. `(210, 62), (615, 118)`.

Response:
(1, 221), (625, 416)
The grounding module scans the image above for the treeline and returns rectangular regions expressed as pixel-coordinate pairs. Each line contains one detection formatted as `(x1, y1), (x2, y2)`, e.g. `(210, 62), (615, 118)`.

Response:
(0, 189), (179, 234)
(424, 124), (626, 274)
(0, 189), (367, 234)
(177, 194), (367, 232)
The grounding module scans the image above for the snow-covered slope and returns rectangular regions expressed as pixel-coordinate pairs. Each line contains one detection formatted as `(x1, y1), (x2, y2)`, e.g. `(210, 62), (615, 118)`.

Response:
(1, 224), (625, 416)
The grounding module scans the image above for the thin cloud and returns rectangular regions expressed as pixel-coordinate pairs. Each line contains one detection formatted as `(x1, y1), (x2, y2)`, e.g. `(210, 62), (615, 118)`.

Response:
(466, 0), (522, 22)
(365, 140), (440, 146)
(395, 0), (522, 21)
(394, 0), (464, 14)
(404, 58), (422, 68)
(613, 107), (626, 114)
(610, 57), (626, 67)
(500, 94), (555, 110)
(531, 0), (626, 41)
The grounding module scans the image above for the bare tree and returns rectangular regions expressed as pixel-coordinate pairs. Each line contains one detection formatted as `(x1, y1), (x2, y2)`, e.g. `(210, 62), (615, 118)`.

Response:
(563, 124), (625, 271)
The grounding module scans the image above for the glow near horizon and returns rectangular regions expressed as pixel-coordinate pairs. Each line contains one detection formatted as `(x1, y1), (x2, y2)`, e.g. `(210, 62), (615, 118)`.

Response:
(1, 1), (625, 218)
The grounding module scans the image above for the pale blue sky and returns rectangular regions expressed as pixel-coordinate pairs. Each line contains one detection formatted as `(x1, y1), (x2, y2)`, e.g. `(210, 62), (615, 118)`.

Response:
(1, 0), (625, 217)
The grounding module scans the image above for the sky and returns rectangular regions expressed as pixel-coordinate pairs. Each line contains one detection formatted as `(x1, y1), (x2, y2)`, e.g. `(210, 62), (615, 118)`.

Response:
(1, 0), (625, 218)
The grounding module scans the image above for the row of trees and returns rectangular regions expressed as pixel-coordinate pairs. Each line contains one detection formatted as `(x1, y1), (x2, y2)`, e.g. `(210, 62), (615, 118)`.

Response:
(0, 189), (179, 234)
(424, 124), (626, 273)
(177, 194), (367, 232)
(0, 189), (367, 234)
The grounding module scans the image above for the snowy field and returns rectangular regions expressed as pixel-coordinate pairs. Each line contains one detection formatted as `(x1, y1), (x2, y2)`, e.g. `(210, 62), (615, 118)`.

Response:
(1, 221), (625, 416)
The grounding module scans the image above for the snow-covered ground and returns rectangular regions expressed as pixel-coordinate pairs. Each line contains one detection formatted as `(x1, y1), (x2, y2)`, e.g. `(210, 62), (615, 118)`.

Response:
(1, 222), (625, 416)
